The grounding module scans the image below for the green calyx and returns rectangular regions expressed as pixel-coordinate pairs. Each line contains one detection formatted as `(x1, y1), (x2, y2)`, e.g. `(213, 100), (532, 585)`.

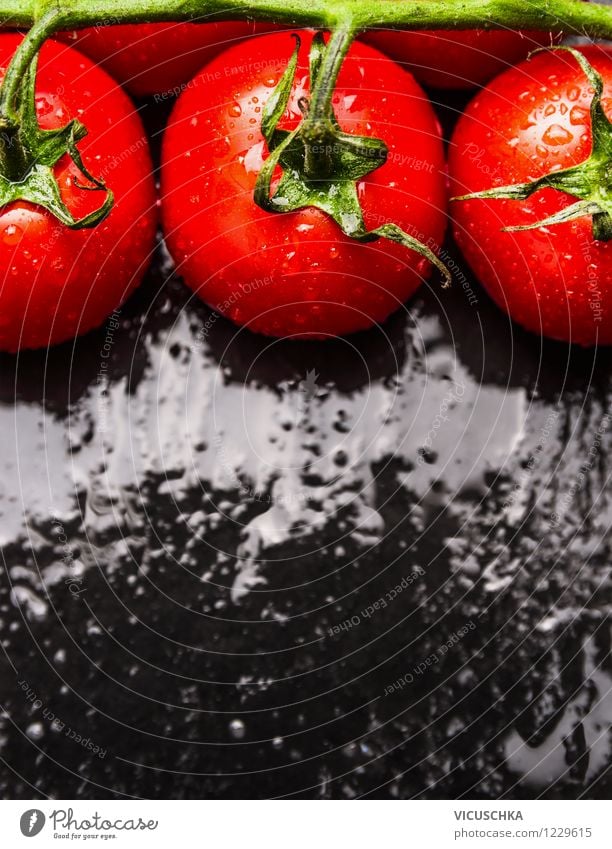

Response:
(453, 47), (612, 242)
(254, 29), (451, 287)
(0, 13), (113, 229)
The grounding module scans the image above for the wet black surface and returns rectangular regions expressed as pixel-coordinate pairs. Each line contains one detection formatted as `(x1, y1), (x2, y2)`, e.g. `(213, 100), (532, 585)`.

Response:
(0, 89), (611, 800)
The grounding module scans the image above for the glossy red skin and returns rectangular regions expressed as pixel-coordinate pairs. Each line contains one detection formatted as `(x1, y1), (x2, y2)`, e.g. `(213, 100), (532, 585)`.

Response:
(161, 32), (447, 339)
(449, 47), (612, 346)
(61, 22), (281, 97)
(363, 29), (555, 90)
(0, 35), (157, 352)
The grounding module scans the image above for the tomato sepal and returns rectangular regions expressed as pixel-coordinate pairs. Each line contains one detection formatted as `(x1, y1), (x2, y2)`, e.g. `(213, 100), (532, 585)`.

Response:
(452, 47), (612, 242)
(254, 31), (451, 287)
(0, 48), (113, 229)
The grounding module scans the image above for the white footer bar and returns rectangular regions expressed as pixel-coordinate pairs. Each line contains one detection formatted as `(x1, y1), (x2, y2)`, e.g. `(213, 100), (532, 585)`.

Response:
(0, 799), (609, 848)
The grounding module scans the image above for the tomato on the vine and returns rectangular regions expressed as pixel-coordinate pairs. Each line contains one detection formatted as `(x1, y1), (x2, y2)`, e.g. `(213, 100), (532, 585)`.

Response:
(449, 46), (612, 346)
(0, 35), (157, 352)
(363, 29), (555, 90)
(61, 21), (280, 97)
(160, 31), (447, 339)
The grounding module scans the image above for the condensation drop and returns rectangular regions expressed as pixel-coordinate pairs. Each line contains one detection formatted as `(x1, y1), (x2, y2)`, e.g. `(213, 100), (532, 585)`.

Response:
(229, 718), (246, 739)
(541, 124), (573, 146)
(569, 105), (589, 126)
(3, 223), (22, 246)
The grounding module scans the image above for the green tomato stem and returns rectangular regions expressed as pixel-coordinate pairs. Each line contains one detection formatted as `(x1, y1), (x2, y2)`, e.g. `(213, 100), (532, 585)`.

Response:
(307, 21), (357, 122)
(0, 8), (64, 127)
(301, 22), (357, 178)
(3, 0), (612, 40)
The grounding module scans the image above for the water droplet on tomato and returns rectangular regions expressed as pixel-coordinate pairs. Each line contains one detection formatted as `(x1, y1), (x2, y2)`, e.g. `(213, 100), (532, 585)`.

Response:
(567, 86), (581, 102)
(228, 102), (242, 118)
(541, 124), (573, 146)
(569, 105), (589, 125)
(3, 223), (22, 245)
(35, 95), (53, 116)
(213, 136), (231, 158)
(544, 104), (556, 117)
(264, 77), (277, 87)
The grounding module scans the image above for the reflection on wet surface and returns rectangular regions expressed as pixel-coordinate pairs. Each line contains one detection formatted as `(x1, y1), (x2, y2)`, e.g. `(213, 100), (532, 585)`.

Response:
(0, 242), (611, 798)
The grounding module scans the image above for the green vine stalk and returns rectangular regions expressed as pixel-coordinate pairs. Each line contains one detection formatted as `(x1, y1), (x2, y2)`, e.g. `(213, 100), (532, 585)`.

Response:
(2, 0), (612, 39)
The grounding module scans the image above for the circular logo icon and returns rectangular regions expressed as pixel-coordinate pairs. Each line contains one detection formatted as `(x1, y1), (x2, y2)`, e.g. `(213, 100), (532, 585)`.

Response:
(19, 810), (45, 837)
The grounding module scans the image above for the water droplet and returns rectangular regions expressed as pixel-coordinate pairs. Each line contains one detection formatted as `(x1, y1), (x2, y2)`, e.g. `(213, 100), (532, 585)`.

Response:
(264, 77), (277, 88)
(541, 124), (573, 146)
(3, 223), (22, 245)
(26, 722), (44, 740)
(544, 103), (556, 117)
(228, 102), (242, 118)
(213, 136), (231, 158)
(229, 718), (246, 739)
(569, 105), (589, 126)
(567, 86), (581, 102)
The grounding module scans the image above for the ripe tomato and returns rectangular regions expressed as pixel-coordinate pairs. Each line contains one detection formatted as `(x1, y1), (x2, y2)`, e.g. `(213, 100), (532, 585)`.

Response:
(449, 46), (612, 346)
(160, 32), (447, 339)
(0, 35), (157, 352)
(363, 29), (555, 90)
(61, 21), (280, 97)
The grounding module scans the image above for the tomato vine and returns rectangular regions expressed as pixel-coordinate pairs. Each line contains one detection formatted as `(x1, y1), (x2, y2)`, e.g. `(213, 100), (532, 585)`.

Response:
(3, 0), (612, 37)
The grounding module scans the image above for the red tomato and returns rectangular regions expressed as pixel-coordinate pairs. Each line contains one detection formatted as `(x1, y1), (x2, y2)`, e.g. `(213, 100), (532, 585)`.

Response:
(0, 35), (157, 352)
(160, 32), (447, 339)
(363, 29), (555, 90)
(449, 46), (612, 346)
(61, 21), (280, 97)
